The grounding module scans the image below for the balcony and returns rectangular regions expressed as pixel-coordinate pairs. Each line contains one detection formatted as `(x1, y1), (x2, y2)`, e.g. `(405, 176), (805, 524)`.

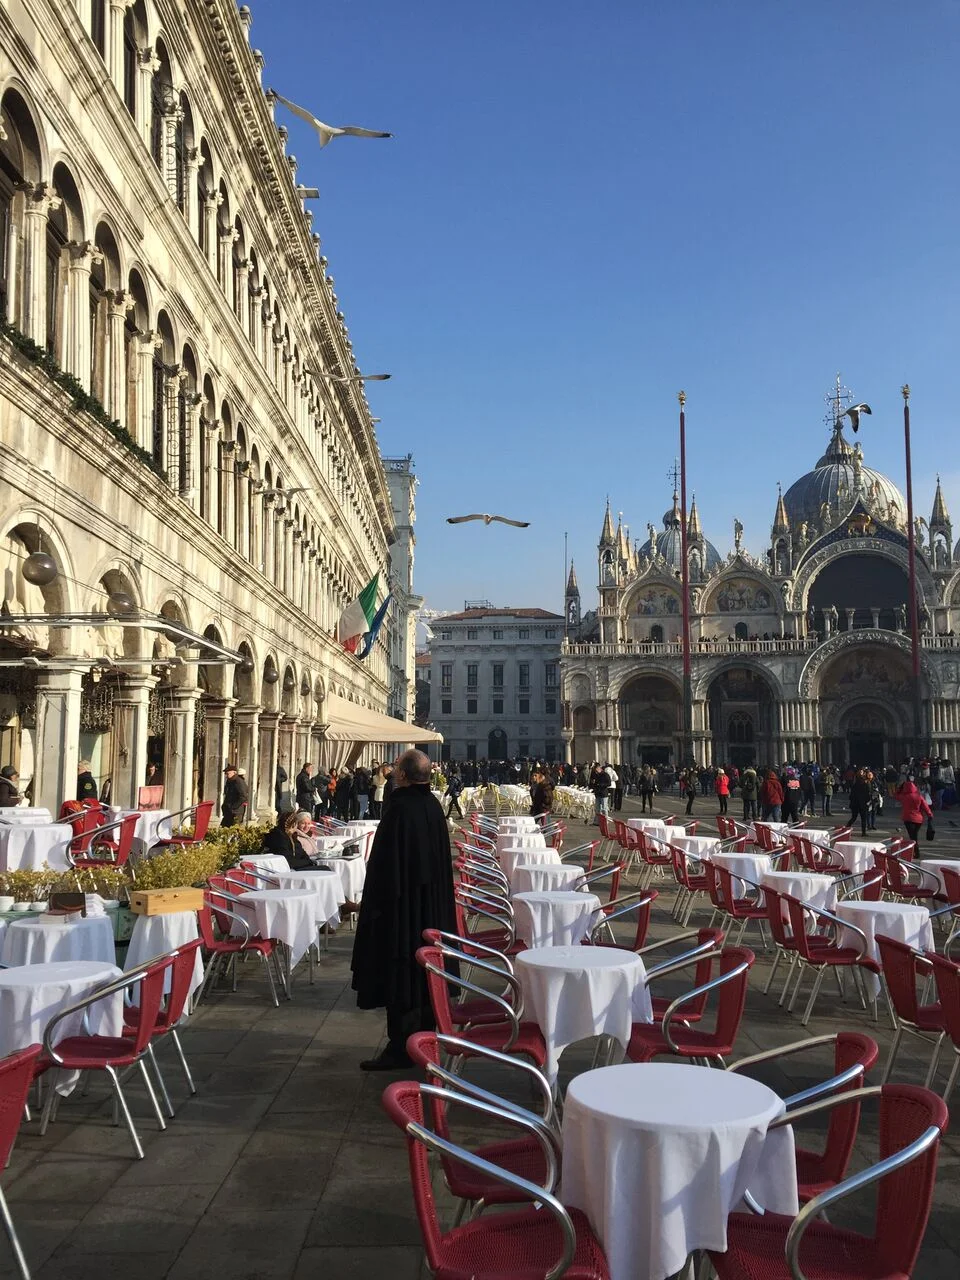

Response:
(562, 632), (960, 659)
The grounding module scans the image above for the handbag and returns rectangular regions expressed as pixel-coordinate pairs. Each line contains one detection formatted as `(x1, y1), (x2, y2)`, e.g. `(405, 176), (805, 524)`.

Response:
(926, 817), (936, 842)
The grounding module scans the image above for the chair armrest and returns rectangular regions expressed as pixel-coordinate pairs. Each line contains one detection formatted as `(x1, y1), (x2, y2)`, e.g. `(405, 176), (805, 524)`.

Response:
(661, 958), (751, 1053)
(424, 964), (520, 1050)
(438, 945), (523, 1016)
(43, 970), (145, 1064)
(644, 942), (722, 983)
(436, 1031), (555, 1128)
(558, 840), (596, 862)
(204, 899), (251, 944)
(636, 929), (703, 957)
(432, 930), (514, 975)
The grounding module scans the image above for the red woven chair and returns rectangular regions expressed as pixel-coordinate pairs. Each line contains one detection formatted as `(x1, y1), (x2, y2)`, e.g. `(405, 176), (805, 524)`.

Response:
(67, 812), (139, 871)
(154, 799), (214, 849)
(196, 898), (281, 1006)
(421, 930), (518, 1029)
(728, 1031), (880, 1202)
(669, 846), (711, 924)
(783, 896), (882, 1026)
(638, 832), (674, 889)
(38, 957), (175, 1158)
(558, 839), (601, 871)
(588, 889), (659, 952)
(625, 945), (754, 1066)
(123, 939), (203, 1116)
(707, 1084), (949, 1280)
(704, 862), (769, 949)
(416, 944), (547, 1072)
(406, 1032), (558, 1222)
(927, 949), (960, 1100)
(874, 849), (939, 905)
(0, 1044), (42, 1279)
(596, 812), (617, 863)
(572, 861), (624, 903)
(382, 1080), (609, 1278)
(641, 926), (726, 1026)
(876, 934), (946, 1087)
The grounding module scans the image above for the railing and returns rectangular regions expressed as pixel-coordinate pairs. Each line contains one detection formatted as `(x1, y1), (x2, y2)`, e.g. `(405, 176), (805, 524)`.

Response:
(562, 631), (960, 658)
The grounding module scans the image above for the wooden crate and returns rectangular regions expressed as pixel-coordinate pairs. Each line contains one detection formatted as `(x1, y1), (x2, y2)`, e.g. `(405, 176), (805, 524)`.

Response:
(128, 887), (205, 916)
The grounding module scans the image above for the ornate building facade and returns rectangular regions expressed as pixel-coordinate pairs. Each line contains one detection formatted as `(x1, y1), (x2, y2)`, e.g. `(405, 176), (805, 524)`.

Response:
(0, 0), (414, 818)
(561, 399), (959, 770)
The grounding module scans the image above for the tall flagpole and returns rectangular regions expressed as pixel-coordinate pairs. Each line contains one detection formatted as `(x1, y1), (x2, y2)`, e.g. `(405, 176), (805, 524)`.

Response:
(678, 391), (694, 767)
(902, 384), (923, 752)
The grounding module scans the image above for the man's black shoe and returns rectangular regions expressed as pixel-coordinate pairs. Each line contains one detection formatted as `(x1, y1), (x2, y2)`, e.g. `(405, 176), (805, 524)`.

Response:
(359, 1049), (414, 1071)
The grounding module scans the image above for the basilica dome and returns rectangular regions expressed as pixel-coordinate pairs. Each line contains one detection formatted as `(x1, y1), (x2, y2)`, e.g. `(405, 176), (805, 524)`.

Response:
(782, 424), (906, 531)
(638, 493), (723, 573)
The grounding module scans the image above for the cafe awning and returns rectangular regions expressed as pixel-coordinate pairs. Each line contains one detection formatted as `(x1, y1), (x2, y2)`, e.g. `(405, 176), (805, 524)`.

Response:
(319, 693), (442, 769)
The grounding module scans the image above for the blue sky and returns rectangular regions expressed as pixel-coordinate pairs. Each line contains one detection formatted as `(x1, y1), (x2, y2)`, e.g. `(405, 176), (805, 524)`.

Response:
(255, 0), (960, 616)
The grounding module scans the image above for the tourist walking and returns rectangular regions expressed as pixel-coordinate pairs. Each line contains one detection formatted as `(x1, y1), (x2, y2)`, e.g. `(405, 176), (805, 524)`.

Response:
(759, 770), (783, 821)
(221, 763), (248, 826)
(443, 771), (464, 819)
(896, 774), (932, 843)
(740, 766), (758, 822)
(821, 767), (835, 817)
(590, 763), (611, 825)
(530, 768), (554, 825)
(639, 766), (656, 812)
(295, 762), (319, 814)
(370, 762), (387, 818)
(351, 750), (456, 1071)
(849, 767), (872, 837)
(715, 768), (730, 814)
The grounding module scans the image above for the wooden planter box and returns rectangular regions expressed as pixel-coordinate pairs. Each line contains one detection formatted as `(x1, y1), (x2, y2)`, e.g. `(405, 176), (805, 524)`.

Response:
(128, 887), (205, 916)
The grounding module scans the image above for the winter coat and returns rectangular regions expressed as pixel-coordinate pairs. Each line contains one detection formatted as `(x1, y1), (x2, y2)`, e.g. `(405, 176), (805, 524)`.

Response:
(897, 782), (932, 826)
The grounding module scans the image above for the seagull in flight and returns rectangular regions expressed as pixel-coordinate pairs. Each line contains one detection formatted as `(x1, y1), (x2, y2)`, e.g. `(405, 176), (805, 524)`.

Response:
(271, 93), (393, 148)
(841, 403), (872, 433)
(447, 514), (530, 528)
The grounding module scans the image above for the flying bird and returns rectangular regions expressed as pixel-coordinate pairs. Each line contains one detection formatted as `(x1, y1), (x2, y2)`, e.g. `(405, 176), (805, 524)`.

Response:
(271, 92), (393, 148)
(446, 514), (530, 528)
(841, 403), (872, 433)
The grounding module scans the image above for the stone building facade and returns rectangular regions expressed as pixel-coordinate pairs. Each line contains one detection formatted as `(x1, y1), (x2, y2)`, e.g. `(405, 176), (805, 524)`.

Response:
(562, 405), (960, 771)
(0, 0), (413, 819)
(383, 456), (422, 724)
(428, 606), (563, 763)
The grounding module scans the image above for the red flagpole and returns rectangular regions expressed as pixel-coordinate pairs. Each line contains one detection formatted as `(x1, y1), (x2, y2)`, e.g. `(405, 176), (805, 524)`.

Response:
(678, 391), (693, 766)
(902, 384), (923, 751)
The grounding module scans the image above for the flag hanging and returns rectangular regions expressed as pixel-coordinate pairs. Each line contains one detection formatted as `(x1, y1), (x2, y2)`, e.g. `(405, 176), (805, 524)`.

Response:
(338, 574), (379, 653)
(358, 595), (392, 660)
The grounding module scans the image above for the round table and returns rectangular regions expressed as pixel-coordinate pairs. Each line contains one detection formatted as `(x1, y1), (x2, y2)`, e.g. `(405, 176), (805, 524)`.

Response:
(0, 822), (72, 871)
(795, 828), (833, 846)
(496, 832), (546, 853)
(312, 836), (349, 855)
(0, 915), (116, 967)
(709, 852), (773, 898)
(512, 891), (602, 949)
(233, 889), (325, 967)
(562, 1062), (799, 1280)
(515, 946), (652, 1084)
(108, 807), (172, 853)
(0, 808), (53, 825)
(498, 818), (539, 834)
(0, 961), (123, 1095)
(672, 835), (721, 857)
(500, 844), (561, 880)
(626, 818), (666, 831)
(761, 870), (838, 928)
(834, 840), (884, 876)
(125, 910), (203, 1001)
(511, 862), (581, 894)
(835, 900), (935, 998)
(257, 868), (346, 923)
(919, 858), (960, 896)
(312, 855), (366, 903)
(240, 854), (291, 873)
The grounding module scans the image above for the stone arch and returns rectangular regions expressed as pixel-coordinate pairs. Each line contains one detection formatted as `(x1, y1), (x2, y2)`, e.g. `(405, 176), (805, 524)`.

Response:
(0, 513), (77, 654)
(793, 539), (936, 615)
(609, 664), (683, 701)
(232, 638), (257, 705)
(799, 630), (940, 701)
(93, 565), (145, 660)
(700, 569), (780, 618)
(692, 657), (785, 703)
(280, 662), (299, 717)
(704, 663), (782, 767)
(261, 654), (280, 712)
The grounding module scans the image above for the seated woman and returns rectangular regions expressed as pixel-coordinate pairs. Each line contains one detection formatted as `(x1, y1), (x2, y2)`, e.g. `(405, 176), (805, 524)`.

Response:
(262, 809), (316, 870)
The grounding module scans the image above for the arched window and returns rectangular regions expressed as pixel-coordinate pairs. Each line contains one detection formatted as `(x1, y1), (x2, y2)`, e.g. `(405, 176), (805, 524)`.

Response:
(122, 3), (146, 118)
(89, 251), (106, 392)
(234, 425), (248, 555)
(232, 218), (246, 323)
(150, 43), (175, 172)
(153, 311), (176, 469)
(734, 621), (748, 641)
(44, 198), (68, 357)
(215, 180), (230, 289)
(728, 712), (754, 744)
(200, 375), (215, 521)
(650, 624), (664, 644)
(93, 221), (122, 407)
(0, 92), (41, 323)
(197, 140), (213, 253)
(125, 269), (149, 436)
(175, 93), (193, 214)
(247, 249), (260, 347)
(179, 346), (198, 497)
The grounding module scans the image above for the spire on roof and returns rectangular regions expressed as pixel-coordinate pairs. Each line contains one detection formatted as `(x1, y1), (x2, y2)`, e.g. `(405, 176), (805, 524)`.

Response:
(687, 493), (702, 539)
(566, 559), (579, 592)
(931, 475), (950, 528)
(599, 499), (615, 545)
(617, 513), (630, 559)
(772, 482), (790, 534)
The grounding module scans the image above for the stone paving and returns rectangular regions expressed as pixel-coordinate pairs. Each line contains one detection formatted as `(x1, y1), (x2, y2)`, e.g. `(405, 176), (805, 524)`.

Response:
(2, 793), (959, 1278)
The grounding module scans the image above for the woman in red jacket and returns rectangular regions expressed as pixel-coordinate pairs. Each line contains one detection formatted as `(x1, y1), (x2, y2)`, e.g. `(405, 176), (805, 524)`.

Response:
(896, 776), (932, 842)
(714, 768), (730, 814)
(759, 770), (784, 821)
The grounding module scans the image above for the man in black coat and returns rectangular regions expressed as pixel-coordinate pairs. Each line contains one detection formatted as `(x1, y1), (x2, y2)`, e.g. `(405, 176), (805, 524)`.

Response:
(351, 749), (456, 1070)
(221, 764), (248, 826)
(295, 763), (319, 814)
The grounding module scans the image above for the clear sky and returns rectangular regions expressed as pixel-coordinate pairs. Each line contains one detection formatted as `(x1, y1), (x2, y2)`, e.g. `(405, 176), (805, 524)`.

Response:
(254, 0), (960, 617)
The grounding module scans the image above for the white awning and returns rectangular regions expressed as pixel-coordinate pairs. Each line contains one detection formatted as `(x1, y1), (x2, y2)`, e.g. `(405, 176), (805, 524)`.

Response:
(319, 693), (443, 745)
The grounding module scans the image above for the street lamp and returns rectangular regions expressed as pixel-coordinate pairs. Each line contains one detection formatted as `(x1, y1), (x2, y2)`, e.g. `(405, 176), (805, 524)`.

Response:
(902, 384), (924, 753)
(677, 392), (694, 767)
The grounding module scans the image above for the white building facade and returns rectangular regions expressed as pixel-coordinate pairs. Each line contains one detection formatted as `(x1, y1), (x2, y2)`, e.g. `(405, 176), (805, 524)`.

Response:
(428, 607), (564, 763)
(383, 455), (422, 724)
(0, 0), (413, 818)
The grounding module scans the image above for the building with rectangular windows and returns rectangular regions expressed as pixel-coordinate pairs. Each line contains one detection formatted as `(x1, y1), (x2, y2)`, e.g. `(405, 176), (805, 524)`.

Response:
(427, 605), (563, 762)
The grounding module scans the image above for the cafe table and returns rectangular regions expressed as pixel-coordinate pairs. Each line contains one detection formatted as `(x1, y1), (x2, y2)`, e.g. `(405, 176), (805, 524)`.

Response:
(561, 1061), (798, 1280)
(510, 862), (581, 895)
(500, 843), (561, 881)
(125, 910), (203, 1000)
(835, 899), (934, 998)
(833, 840), (884, 876)
(0, 821), (72, 871)
(0, 914), (116, 967)
(512, 890), (601, 949)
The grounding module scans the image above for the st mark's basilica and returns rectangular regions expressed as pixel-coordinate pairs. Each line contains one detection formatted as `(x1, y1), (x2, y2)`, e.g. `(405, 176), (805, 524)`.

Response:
(560, 386), (960, 771)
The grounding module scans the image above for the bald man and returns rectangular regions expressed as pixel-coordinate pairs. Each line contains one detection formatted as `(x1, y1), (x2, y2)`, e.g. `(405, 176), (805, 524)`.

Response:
(350, 749), (456, 1070)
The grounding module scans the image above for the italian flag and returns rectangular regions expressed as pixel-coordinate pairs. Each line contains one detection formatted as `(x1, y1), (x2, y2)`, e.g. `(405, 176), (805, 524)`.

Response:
(338, 574), (379, 653)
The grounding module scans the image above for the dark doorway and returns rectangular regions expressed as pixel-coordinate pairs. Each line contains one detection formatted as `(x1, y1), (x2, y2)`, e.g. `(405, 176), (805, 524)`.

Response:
(488, 728), (507, 758)
(847, 731), (886, 770)
(729, 745), (756, 769)
(639, 745), (670, 766)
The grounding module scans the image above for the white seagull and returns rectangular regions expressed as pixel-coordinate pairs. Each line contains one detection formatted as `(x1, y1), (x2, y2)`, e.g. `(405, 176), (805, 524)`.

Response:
(272, 92), (393, 148)
(841, 403), (872, 433)
(446, 514), (531, 528)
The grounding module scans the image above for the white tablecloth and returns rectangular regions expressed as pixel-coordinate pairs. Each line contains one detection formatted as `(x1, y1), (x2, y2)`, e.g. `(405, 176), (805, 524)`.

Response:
(257, 868), (346, 923)
(709, 852), (772, 897)
(496, 831), (546, 853)
(672, 835), (721, 857)
(516, 946), (652, 1084)
(922, 858), (960, 896)
(562, 1062), (798, 1280)
(834, 840), (884, 876)
(0, 808), (53, 824)
(0, 822), (72, 871)
(0, 915), (116, 967)
(500, 844), (561, 880)
(511, 863), (581, 894)
(513, 891), (601, 949)
(241, 854), (291, 873)
(125, 910), (203, 1001)
(761, 870), (837, 928)
(626, 818), (666, 832)
(0, 961), (123, 1094)
(313, 856), (365, 902)
(835, 900), (935, 997)
(233, 889), (324, 967)
(498, 816), (539, 832)
(796, 828), (833, 846)
(312, 836), (348, 855)
(108, 806), (172, 852)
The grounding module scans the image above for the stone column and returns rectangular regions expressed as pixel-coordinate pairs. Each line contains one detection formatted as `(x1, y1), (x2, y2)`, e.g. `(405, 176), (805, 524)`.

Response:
(218, 228), (239, 309)
(870, 608), (881, 630)
(20, 183), (61, 346)
(64, 241), (103, 390)
(182, 392), (202, 506)
(202, 193), (221, 273)
(262, 493), (275, 580)
(201, 697), (235, 820)
(104, 289), (132, 420)
(278, 717), (297, 794)
(110, 674), (156, 809)
(258, 710), (280, 820)
(184, 147), (200, 232)
(136, 330), (161, 455)
(234, 706), (262, 818)
(163, 686), (199, 816)
(234, 257), (251, 333)
(108, 0), (135, 89)
(136, 47), (161, 145)
(844, 608), (856, 632)
(220, 440), (236, 549)
(291, 527), (303, 609)
(34, 666), (85, 814)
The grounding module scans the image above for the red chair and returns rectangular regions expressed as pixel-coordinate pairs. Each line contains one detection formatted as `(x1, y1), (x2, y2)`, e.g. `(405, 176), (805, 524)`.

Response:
(382, 1080), (610, 1279)
(625, 946), (754, 1066)
(637, 832), (674, 889)
(155, 799), (214, 849)
(783, 895), (882, 1026)
(123, 939), (204, 1115)
(873, 848), (939, 904)
(558, 838), (602, 873)
(876, 934), (946, 1087)
(927, 949), (960, 1100)
(196, 898), (281, 1006)
(67, 811), (139, 872)
(588, 889), (659, 952)
(669, 846), (711, 924)
(642, 926), (726, 1026)
(0, 1044), (43, 1279)
(707, 1084), (949, 1280)
(405, 1031), (558, 1222)
(421, 930), (518, 1030)
(416, 944), (547, 1072)
(572, 861), (624, 903)
(59, 802), (105, 856)
(38, 957), (175, 1158)
(704, 862), (769, 949)
(136, 784), (164, 810)
(728, 1031), (880, 1202)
